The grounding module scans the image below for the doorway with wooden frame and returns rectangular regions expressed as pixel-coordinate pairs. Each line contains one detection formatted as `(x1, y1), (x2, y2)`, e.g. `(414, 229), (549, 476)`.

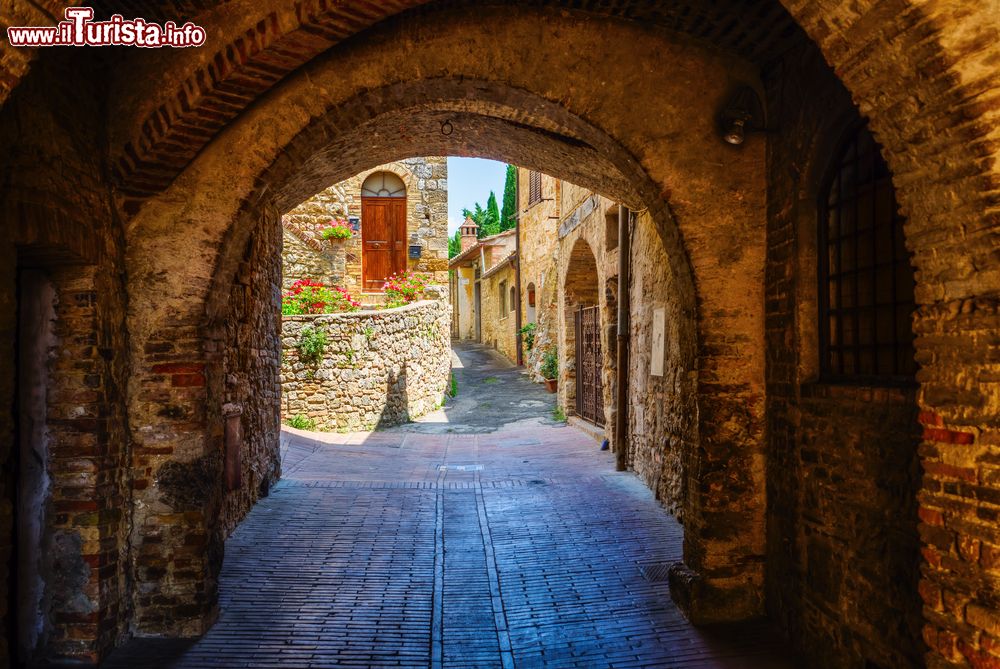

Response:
(360, 171), (407, 292)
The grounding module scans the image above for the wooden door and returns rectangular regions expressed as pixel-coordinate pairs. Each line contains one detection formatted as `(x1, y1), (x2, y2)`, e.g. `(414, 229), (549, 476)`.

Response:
(362, 196), (407, 292)
(575, 305), (604, 426)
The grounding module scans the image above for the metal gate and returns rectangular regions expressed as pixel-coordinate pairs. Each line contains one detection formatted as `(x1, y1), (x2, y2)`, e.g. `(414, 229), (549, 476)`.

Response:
(574, 305), (604, 426)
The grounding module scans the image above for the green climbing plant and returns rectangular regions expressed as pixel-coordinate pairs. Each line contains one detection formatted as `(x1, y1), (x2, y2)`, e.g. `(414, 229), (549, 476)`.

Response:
(297, 326), (327, 365)
(519, 322), (537, 352)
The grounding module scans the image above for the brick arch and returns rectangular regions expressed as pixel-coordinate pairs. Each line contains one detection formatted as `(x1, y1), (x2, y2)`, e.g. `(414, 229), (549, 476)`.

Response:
(195, 75), (688, 325)
(780, 0), (1000, 304)
(105, 0), (805, 203)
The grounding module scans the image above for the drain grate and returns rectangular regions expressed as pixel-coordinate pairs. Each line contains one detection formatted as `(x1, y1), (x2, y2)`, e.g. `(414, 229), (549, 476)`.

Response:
(438, 464), (484, 471)
(638, 562), (673, 583)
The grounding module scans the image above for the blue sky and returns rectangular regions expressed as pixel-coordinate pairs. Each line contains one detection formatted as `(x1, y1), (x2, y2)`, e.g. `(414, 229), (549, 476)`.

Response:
(447, 157), (508, 235)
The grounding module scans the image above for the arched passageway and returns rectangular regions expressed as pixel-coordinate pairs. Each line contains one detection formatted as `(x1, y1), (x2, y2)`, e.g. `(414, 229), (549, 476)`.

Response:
(0, 1), (997, 667)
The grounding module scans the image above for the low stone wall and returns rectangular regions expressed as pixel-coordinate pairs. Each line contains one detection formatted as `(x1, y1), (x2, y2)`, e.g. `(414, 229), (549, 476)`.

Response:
(281, 300), (451, 431)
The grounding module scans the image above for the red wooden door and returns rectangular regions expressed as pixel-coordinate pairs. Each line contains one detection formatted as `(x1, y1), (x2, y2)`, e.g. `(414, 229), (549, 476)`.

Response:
(362, 196), (407, 292)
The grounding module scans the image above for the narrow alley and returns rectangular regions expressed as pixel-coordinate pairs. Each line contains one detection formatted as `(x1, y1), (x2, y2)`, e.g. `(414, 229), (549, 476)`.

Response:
(105, 343), (793, 669)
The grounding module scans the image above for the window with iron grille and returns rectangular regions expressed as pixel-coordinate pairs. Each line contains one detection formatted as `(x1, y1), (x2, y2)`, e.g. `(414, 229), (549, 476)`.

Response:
(499, 280), (508, 318)
(818, 124), (916, 382)
(528, 170), (542, 205)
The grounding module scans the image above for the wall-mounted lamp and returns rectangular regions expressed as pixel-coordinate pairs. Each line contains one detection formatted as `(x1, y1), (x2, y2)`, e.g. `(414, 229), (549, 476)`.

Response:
(719, 85), (765, 146)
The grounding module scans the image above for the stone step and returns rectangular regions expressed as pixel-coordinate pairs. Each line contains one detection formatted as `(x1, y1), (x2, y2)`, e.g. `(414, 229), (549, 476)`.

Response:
(358, 292), (387, 306)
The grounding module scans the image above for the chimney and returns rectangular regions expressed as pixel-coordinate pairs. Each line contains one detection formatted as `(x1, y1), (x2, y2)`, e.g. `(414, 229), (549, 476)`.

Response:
(460, 215), (479, 252)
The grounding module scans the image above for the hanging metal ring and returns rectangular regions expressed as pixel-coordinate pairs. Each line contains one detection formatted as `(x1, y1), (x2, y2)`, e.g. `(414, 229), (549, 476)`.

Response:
(440, 120), (454, 136)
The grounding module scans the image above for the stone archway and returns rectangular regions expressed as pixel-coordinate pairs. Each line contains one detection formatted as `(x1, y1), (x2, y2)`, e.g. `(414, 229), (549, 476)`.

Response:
(122, 67), (709, 643)
(0, 0), (997, 666)
(561, 238), (603, 425)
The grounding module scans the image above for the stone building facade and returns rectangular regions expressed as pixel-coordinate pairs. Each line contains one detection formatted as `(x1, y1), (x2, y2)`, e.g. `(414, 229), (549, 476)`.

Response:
(282, 158), (449, 295)
(480, 254), (519, 362)
(517, 170), (561, 381)
(1, 2), (999, 668)
(449, 225), (519, 360)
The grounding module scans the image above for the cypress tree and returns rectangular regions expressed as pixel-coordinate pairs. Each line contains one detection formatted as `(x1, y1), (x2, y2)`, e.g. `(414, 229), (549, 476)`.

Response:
(500, 164), (517, 230)
(484, 192), (501, 236)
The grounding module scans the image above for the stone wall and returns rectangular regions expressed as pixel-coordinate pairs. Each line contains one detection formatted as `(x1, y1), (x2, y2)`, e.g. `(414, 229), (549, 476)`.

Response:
(625, 210), (697, 517)
(281, 300), (451, 431)
(282, 158), (449, 293)
(218, 213), (283, 537)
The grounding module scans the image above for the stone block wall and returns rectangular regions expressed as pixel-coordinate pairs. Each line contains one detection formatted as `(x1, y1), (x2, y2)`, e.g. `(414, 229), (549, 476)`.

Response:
(218, 212), (283, 537)
(282, 158), (449, 293)
(281, 300), (451, 431)
(625, 210), (697, 516)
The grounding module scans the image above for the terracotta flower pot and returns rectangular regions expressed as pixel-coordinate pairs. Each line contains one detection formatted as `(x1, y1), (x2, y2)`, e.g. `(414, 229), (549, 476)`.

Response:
(544, 378), (558, 393)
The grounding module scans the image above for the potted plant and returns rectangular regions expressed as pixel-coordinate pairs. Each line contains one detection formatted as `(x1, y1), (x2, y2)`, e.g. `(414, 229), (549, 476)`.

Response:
(320, 218), (353, 243)
(540, 347), (558, 393)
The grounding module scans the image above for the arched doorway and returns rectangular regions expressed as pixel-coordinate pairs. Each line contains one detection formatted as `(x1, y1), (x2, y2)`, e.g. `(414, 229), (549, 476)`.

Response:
(564, 239), (603, 427)
(360, 171), (407, 292)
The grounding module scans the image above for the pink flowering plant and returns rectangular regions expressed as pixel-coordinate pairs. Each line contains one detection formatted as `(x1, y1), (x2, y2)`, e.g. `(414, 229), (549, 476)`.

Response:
(282, 279), (361, 315)
(320, 219), (353, 241)
(383, 270), (430, 308)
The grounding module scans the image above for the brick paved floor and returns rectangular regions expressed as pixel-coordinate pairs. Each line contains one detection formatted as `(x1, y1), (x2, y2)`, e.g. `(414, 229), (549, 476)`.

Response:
(105, 343), (797, 668)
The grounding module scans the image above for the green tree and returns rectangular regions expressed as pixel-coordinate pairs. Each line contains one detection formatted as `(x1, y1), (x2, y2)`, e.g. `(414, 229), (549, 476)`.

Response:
(448, 229), (462, 258)
(483, 191), (501, 236)
(500, 164), (517, 230)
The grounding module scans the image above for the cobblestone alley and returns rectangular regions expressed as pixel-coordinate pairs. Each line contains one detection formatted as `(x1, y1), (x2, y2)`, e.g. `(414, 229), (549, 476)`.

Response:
(105, 343), (794, 668)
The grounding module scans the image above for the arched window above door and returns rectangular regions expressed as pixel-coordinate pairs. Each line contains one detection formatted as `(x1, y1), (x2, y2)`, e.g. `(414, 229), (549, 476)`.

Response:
(361, 171), (406, 197)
